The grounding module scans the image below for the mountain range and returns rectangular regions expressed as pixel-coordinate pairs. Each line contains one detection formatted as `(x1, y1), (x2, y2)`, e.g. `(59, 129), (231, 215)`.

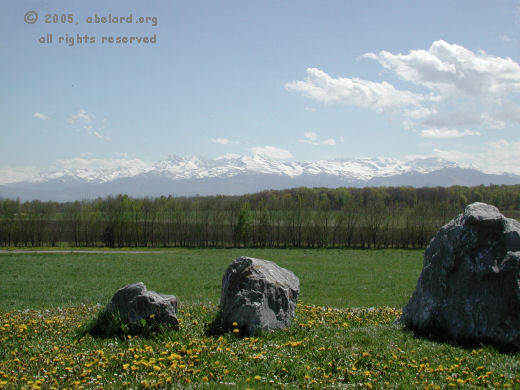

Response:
(1, 154), (519, 201)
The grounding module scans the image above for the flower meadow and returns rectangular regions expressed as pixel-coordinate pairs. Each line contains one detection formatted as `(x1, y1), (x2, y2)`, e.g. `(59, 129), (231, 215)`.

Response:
(1, 302), (520, 389)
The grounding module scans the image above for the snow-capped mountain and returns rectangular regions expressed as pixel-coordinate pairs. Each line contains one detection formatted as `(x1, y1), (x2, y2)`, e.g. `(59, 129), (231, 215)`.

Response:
(1, 154), (518, 201)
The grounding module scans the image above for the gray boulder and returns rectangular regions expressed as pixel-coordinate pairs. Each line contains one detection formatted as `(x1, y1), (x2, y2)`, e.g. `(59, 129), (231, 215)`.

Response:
(107, 282), (179, 330)
(399, 202), (520, 349)
(219, 256), (300, 336)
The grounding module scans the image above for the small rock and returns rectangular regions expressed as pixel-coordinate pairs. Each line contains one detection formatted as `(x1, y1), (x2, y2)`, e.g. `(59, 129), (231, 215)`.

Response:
(107, 282), (179, 330)
(399, 202), (520, 350)
(219, 256), (300, 336)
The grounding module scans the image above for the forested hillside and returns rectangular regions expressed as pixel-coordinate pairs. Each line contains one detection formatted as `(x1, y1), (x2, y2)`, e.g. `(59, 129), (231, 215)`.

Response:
(1, 185), (519, 248)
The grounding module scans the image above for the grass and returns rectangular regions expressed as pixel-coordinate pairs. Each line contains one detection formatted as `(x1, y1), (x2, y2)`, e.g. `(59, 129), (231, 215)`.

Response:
(1, 248), (519, 389)
(0, 248), (422, 310)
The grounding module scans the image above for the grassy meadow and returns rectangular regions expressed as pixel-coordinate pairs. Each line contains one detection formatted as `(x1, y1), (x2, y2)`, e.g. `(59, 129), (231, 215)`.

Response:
(0, 249), (422, 310)
(1, 249), (519, 389)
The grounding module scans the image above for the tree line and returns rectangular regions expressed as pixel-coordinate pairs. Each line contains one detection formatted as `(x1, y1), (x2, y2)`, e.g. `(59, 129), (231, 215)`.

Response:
(1, 184), (519, 249)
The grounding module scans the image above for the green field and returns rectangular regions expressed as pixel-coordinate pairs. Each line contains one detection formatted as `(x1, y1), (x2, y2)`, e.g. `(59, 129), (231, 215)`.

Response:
(1, 249), (519, 389)
(0, 248), (422, 311)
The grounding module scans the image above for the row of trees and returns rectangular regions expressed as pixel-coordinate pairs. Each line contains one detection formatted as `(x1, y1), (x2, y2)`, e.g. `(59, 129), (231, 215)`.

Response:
(1, 185), (519, 248)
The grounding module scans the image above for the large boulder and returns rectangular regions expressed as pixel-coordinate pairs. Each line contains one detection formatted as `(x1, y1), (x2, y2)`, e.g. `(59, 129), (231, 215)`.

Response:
(399, 202), (520, 350)
(107, 282), (179, 331)
(219, 256), (300, 336)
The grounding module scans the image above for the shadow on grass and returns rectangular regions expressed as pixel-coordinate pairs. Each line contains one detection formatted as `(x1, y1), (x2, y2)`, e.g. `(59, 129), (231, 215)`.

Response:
(204, 310), (225, 337)
(398, 324), (517, 354)
(77, 307), (178, 340)
(203, 310), (250, 338)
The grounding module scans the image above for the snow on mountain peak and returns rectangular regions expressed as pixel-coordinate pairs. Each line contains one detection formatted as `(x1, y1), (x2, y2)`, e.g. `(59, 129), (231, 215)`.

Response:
(0, 154), (470, 186)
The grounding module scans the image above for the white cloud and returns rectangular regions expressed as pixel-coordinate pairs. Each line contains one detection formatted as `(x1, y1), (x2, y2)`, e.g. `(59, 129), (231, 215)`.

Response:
(428, 149), (477, 166)
(0, 157), (153, 185)
(299, 132), (318, 143)
(250, 146), (292, 159)
(402, 119), (415, 131)
(421, 107), (484, 128)
(0, 166), (44, 185)
(212, 138), (233, 145)
(298, 131), (336, 145)
(322, 138), (336, 145)
(68, 108), (92, 124)
(363, 40), (520, 97)
(304, 131), (318, 141)
(431, 140), (520, 175)
(67, 109), (111, 141)
(285, 67), (427, 113)
(500, 35), (515, 43)
(53, 157), (149, 170)
(481, 112), (506, 129)
(288, 41), (520, 135)
(92, 131), (111, 141)
(421, 106), (516, 131)
(420, 128), (480, 138)
(404, 107), (437, 120)
(33, 112), (50, 120)
(486, 140), (520, 174)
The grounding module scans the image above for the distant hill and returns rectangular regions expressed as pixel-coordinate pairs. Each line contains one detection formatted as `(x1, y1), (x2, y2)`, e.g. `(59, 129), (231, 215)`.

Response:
(1, 154), (519, 201)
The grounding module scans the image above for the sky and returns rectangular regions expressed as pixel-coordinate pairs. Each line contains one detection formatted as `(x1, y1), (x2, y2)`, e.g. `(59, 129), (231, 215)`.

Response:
(1, 0), (520, 183)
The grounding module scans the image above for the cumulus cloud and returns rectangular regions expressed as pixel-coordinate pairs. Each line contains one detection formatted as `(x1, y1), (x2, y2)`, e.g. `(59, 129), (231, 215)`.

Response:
(33, 112), (50, 120)
(481, 112), (506, 129)
(285, 67), (427, 113)
(322, 138), (336, 145)
(0, 166), (44, 185)
(92, 131), (111, 141)
(53, 157), (150, 171)
(404, 107), (437, 120)
(430, 148), (475, 162)
(485, 140), (520, 174)
(68, 108), (92, 124)
(500, 35), (515, 43)
(360, 41), (520, 129)
(420, 128), (480, 138)
(211, 137), (239, 145)
(0, 157), (153, 185)
(299, 132), (318, 143)
(68, 109), (111, 141)
(288, 40), (520, 137)
(431, 140), (520, 175)
(250, 146), (292, 159)
(212, 138), (230, 145)
(421, 106), (517, 130)
(363, 40), (520, 97)
(298, 132), (336, 145)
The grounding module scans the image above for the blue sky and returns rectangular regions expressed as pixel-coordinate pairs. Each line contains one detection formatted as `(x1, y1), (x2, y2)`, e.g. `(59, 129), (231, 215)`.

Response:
(1, 0), (520, 182)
